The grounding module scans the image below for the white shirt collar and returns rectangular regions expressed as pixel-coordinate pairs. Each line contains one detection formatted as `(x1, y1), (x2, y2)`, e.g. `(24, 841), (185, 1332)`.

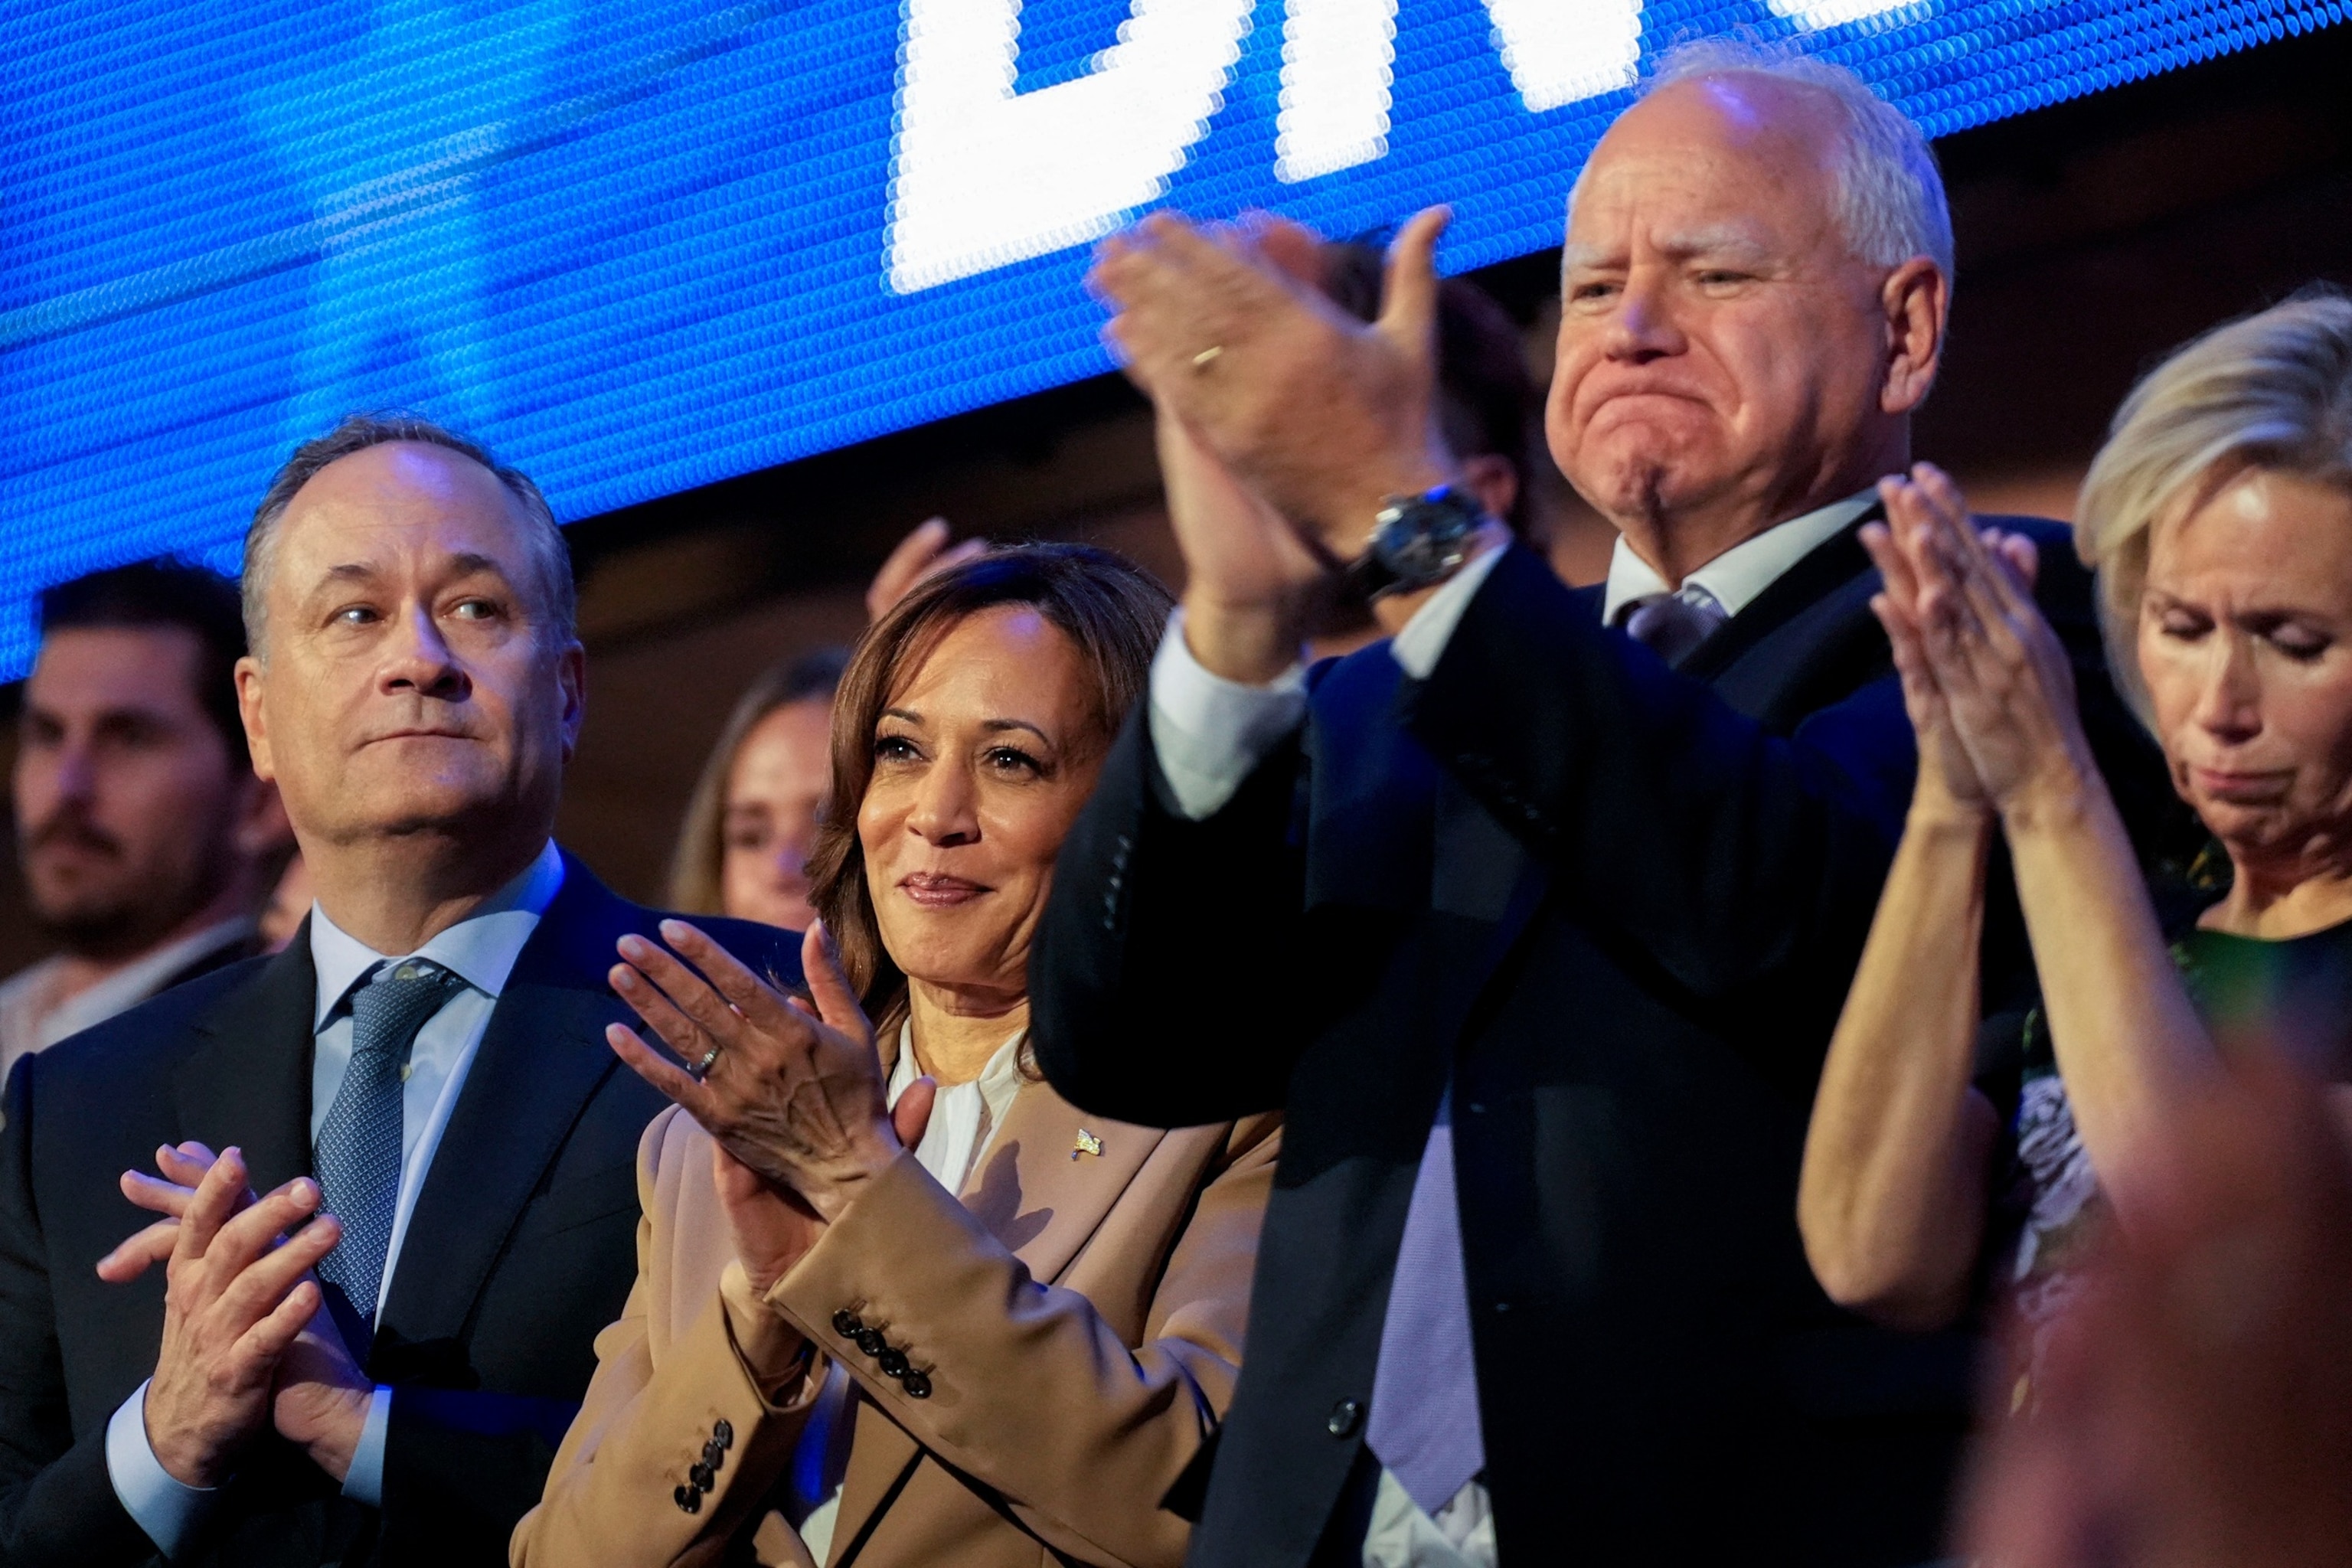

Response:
(1600, 489), (1879, 626)
(308, 840), (567, 1030)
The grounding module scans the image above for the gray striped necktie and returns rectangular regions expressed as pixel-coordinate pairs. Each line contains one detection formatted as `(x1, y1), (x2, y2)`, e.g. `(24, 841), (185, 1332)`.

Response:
(1621, 585), (1730, 667)
(314, 959), (463, 1331)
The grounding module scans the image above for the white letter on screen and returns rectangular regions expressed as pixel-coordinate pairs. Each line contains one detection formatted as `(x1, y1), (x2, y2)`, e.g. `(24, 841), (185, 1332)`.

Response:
(1274, 0), (1398, 183)
(887, 0), (1252, 294)
(1482, 0), (1641, 113)
(1766, 0), (1915, 30)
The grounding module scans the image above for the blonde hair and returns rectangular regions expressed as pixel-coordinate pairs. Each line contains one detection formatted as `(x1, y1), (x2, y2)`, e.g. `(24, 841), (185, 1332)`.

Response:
(2076, 290), (2352, 727)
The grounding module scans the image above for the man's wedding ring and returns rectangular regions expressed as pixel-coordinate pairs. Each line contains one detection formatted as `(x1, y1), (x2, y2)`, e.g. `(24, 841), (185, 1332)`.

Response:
(688, 1042), (724, 1081)
(1191, 345), (1223, 371)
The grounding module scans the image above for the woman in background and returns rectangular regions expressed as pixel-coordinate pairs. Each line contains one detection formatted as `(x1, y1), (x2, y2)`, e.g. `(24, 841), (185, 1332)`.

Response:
(515, 544), (1279, 1568)
(1798, 293), (2352, 1368)
(670, 646), (851, 933)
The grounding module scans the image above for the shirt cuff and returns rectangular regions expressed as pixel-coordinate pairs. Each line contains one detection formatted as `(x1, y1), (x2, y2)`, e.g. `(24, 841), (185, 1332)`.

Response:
(106, 1379), (219, 1556)
(1388, 544), (1509, 681)
(1147, 609), (1308, 822)
(340, 1387), (394, 1507)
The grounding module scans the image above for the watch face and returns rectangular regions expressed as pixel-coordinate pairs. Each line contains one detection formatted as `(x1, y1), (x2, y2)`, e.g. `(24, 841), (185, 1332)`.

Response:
(1372, 489), (1481, 592)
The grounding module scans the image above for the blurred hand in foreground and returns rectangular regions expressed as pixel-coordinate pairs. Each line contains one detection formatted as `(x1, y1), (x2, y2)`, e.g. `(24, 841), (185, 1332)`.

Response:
(1961, 1053), (2352, 1568)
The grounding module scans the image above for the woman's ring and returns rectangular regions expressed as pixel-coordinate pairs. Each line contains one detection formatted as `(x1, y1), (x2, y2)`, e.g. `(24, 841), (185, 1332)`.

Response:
(1191, 345), (1223, 371)
(688, 1042), (724, 1081)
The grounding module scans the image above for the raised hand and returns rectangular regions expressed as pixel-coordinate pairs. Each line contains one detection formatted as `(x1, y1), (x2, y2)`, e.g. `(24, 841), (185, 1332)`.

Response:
(142, 1148), (342, 1488)
(1878, 463), (2091, 819)
(606, 920), (902, 1225)
(99, 1142), (375, 1480)
(1861, 488), (1990, 818)
(867, 518), (987, 624)
(1157, 405), (1334, 684)
(1088, 206), (1457, 554)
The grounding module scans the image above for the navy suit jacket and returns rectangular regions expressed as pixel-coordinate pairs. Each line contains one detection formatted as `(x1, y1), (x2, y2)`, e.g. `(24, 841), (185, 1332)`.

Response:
(0, 854), (801, 1568)
(1033, 521), (2180, 1567)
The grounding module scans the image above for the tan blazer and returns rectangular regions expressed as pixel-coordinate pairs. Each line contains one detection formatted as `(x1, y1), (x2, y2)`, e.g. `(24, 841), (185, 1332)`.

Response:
(511, 1065), (1279, 1568)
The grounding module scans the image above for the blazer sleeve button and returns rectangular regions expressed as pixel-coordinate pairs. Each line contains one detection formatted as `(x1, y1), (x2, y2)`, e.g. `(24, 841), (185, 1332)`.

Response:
(702, 1439), (727, 1470)
(713, 1418), (734, 1449)
(1326, 1398), (1363, 1439)
(855, 1328), (887, 1357)
(877, 1347), (910, 1377)
(832, 1309), (864, 1337)
(674, 1484), (702, 1514)
(901, 1370), (933, 1399)
(690, 1462), (716, 1491)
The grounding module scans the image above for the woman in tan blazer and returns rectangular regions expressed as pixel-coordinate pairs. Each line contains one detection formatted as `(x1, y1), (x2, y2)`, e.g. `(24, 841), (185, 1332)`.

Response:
(513, 545), (1279, 1568)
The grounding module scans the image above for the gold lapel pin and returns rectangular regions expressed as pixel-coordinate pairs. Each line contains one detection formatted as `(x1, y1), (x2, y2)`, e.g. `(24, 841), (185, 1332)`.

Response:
(1071, 1129), (1104, 1161)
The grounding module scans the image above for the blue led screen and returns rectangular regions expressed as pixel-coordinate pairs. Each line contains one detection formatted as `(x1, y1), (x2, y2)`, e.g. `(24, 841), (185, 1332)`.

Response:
(4, 0), (2344, 678)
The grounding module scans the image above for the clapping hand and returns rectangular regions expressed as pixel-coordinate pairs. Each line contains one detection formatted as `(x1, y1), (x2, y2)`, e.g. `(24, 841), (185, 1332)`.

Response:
(606, 922), (935, 1292)
(1862, 463), (2090, 821)
(99, 1142), (374, 1481)
(92, 1146), (352, 1487)
(1089, 207), (1456, 557)
(1962, 1054), (2352, 1567)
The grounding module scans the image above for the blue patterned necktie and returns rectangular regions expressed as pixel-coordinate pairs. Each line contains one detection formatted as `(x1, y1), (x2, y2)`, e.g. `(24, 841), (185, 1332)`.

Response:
(1367, 1089), (1486, 1518)
(313, 959), (464, 1331)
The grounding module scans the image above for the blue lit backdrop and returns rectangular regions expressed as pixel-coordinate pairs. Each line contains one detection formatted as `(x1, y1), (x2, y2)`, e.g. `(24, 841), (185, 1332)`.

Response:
(3, 0), (2343, 678)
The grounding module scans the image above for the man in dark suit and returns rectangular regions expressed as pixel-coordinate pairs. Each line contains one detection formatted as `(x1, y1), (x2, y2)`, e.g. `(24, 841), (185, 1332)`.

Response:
(0, 414), (798, 1567)
(1037, 44), (2177, 1568)
(1, 560), (294, 1079)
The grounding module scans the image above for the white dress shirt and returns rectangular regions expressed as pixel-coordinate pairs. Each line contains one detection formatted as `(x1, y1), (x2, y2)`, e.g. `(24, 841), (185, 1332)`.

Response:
(106, 842), (567, 1555)
(788, 1023), (1029, 1562)
(0, 916), (255, 1083)
(1598, 490), (1877, 627)
(1145, 502), (1864, 1567)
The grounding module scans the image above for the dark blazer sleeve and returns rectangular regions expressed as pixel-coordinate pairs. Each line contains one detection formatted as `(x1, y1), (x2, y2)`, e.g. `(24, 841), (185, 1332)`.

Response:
(380, 1390), (577, 1563)
(1407, 546), (1906, 1036)
(0, 1057), (164, 1566)
(1033, 701), (1312, 1129)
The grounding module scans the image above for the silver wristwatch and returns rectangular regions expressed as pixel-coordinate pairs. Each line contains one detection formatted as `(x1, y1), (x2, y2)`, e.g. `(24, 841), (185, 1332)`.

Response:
(1347, 485), (1490, 600)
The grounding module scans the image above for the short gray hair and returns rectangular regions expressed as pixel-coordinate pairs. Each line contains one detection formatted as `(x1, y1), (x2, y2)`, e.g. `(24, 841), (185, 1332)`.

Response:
(243, 413), (577, 658)
(2077, 289), (2352, 727)
(1581, 39), (1955, 283)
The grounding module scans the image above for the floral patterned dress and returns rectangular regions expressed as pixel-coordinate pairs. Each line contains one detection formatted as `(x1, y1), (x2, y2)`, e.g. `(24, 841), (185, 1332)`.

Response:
(1983, 909), (2352, 1418)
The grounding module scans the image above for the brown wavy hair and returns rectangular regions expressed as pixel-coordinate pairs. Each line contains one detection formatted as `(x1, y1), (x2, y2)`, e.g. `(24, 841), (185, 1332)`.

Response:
(806, 544), (1174, 1026)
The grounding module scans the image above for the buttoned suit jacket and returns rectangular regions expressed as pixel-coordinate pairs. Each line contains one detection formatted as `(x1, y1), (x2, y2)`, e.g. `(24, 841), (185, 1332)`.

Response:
(0, 853), (802, 1568)
(1031, 526), (2179, 1568)
(512, 1044), (1280, 1568)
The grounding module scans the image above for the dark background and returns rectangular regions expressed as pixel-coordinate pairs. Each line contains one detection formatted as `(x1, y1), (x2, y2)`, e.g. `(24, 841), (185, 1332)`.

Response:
(5, 24), (2348, 969)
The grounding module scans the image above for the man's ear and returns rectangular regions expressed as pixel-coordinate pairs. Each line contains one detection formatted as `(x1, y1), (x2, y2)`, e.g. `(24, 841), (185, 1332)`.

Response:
(1880, 256), (1949, 416)
(233, 776), (293, 859)
(234, 655), (275, 782)
(1459, 453), (1520, 527)
(557, 640), (588, 763)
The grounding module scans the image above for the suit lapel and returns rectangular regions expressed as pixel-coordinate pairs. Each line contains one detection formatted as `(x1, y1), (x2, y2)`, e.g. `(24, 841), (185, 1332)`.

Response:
(1677, 507), (1882, 683)
(173, 933), (318, 1195)
(959, 1080), (1165, 1286)
(375, 857), (632, 1354)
